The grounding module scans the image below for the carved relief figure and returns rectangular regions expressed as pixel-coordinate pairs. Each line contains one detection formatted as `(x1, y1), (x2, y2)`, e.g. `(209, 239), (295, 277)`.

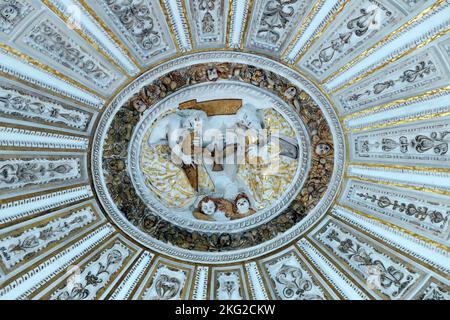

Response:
(141, 98), (299, 221)
(216, 271), (243, 300)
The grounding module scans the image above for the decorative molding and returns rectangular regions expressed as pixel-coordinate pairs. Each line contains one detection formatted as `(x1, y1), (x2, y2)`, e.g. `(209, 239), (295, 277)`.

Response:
(244, 262), (269, 300)
(337, 47), (449, 115)
(341, 180), (450, 241)
(96, 0), (172, 64)
(322, 0), (448, 85)
(0, 46), (104, 108)
(0, 205), (98, 273)
(108, 251), (154, 300)
(245, 0), (313, 54)
(332, 206), (450, 286)
(0, 158), (81, 190)
(330, 5), (450, 93)
(350, 118), (450, 166)
(160, 0), (193, 52)
(0, 84), (92, 131)
(24, 20), (117, 90)
(0, 224), (115, 299)
(0, 126), (89, 150)
(260, 250), (328, 300)
(0, 0), (34, 35)
(228, 0), (253, 48)
(187, 0), (227, 47)
(297, 238), (369, 300)
(191, 266), (209, 300)
(412, 278), (450, 300)
(0, 185), (93, 225)
(210, 266), (249, 300)
(49, 239), (133, 300)
(300, 0), (402, 81)
(137, 259), (194, 300)
(312, 219), (424, 299)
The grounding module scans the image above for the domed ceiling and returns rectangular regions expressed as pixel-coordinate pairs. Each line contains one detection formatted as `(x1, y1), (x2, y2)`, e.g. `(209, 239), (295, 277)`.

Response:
(0, 0), (449, 300)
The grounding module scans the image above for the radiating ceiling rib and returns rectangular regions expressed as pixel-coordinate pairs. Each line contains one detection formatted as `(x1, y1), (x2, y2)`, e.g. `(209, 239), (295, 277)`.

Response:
(0, 125), (89, 151)
(328, 5), (450, 93)
(0, 47), (104, 108)
(344, 85), (450, 120)
(0, 184), (93, 227)
(281, 0), (326, 62)
(292, 0), (350, 66)
(332, 207), (450, 285)
(76, 0), (144, 70)
(227, 0), (254, 48)
(0, 223), (114, 300)
(30, 233), (139, 300)
(108, 251), (154, 300)
(282, 0), (346, 64)
(244, 262), (269, 300)
(349, 108), (450, 133)
(160, 0), (193, 52)
(0, 42), (108, 99)
(191, 266), (210, 301)
(350, 174), (450, 199)
(321, 0), (448, 85)
(334, 205), (450, 258)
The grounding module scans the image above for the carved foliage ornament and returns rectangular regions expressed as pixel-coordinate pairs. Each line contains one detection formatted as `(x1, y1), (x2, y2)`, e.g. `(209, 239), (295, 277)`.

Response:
(52, 241), (131, 300)
(0, 86), (91, 130)
(105, 0), (162, 52)
(317, 222), (421, 299)
(250, 0), (309, 51)
(0, 0), (33, 34)
(26, 21), (114, 89)
(349, 61), (437, 102)
(0, 207), (97, 271)
(265, 253), (325, 300)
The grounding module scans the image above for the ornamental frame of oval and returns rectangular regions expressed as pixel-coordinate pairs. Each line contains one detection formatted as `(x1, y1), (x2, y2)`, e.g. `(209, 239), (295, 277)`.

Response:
(91, 51), (346, 264)
(128, 81), (311, 233)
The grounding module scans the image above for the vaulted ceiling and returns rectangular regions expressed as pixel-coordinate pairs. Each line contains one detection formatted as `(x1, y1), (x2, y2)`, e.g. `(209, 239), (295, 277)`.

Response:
(0, 0), (449, 300)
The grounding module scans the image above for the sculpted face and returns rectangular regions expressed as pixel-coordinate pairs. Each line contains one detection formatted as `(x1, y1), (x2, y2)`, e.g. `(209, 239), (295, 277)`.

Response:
(1, 5), (18, 21)
(236, 197), (250, 214)
(237, 104), (264, 130)
(201, 200), (216, 215)
(315, 143), (331, 156)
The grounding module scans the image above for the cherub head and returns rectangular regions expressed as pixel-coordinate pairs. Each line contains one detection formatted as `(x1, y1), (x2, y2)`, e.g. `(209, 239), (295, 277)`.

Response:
(178, 110), (207, 131)
(0, 4), (19, 22)
(198, 197), (217, 216)
(234, 194), (251, 215)
(236, 104), (264, 130)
